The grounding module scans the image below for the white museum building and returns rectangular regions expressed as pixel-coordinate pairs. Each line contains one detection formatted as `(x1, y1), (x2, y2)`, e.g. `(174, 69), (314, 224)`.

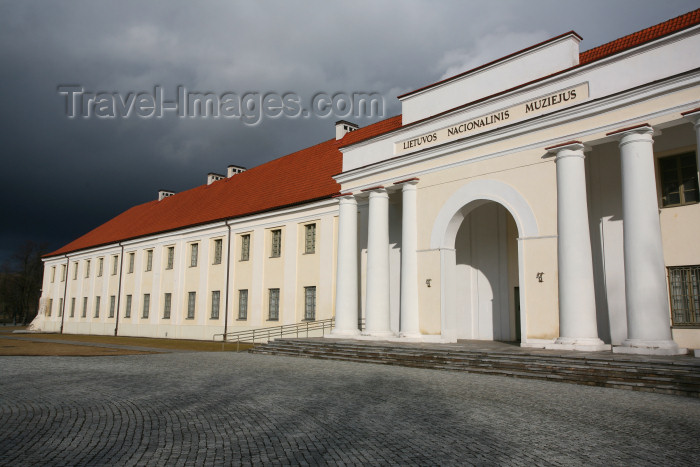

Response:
(32, 10), (700, 354)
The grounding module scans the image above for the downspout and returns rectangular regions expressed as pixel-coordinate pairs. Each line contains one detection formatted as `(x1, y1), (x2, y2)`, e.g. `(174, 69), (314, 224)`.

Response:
(223, 223), (232, 340)
(114, 243), (124, 336)
(59, 255), (69, 334)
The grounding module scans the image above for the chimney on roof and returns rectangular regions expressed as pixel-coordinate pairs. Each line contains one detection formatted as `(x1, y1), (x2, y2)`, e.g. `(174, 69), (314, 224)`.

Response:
(336, 120), (358, 140)
(207, 173), (225, 185)
(227, 165), (246, 178)
(158, 190), (175, 201)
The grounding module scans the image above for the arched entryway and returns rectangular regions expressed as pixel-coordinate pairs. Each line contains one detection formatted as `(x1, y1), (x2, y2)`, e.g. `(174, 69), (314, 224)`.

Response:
(430, 180), (539, 343)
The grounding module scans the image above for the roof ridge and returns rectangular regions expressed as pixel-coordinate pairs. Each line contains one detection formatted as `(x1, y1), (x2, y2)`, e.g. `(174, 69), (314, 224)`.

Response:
(579, 8), (700, 65)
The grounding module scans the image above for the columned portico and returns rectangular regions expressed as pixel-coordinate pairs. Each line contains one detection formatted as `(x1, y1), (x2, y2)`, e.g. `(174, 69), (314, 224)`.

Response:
(363, 188), (393, 337)
(546, 142), (608, 351)
(397, 179), (420, 337)
(331, 194), (360, 336)
(610, 125), (685, 355)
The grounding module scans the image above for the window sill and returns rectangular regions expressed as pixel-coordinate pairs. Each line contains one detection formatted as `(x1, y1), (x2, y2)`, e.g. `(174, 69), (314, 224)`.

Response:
(661, 201), (699, 209)
(236, 318), (247, 321)
(267, 318), (279, 322)
(671, 325), (700, 329)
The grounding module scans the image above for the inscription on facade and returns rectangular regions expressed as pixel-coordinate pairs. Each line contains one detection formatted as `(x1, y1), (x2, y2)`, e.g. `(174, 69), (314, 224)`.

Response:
(395, 83), (588, 155)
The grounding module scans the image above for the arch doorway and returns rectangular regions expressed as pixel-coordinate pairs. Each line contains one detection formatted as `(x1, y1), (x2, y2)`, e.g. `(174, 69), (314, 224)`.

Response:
(430, 179), (539, 343)
(452, 202), (519, 341)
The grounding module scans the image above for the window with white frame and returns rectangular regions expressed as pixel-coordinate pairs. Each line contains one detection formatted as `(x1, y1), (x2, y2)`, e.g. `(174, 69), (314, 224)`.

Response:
(73, 262), (78, 280)
(142, 293), (150, 318)
(213, 239), (223, 265)
(85, 259), (90, 278)
(109, 296), (115, 318)
(128, 253), (135, 274)
(47, 299), (53, 317)
(81, 297), (87, 318)
(112, 255), (119, 275)
(304, 286), (316, 320)
(190, 243), (199, 267)
(61, 264), (66, 282)
(211, 290), (220, 319)
(70, 298), (75, 317)
(669, 266), (700, 326)
(187, 292), (196, 319)
(146, 250), (153, 272)
(241, 234), (250, 261)
(659, 152), (699, 207)
(51, 266), (55, 283)
(166, 246), (174, 270)
(305, 224), (316, 254)
(238, 289), (248, 320)
(125, 294), (132, 318)
(58, 298), (63, 317)
(97, 257), (103, 277)
(268, 288), (280, 320)
(271, 229), (282, 258)
(94, 296), (100, 318)
(163, 293), (172, 319)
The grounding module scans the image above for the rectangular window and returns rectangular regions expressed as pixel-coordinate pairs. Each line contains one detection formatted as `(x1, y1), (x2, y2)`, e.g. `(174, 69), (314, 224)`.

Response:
(73, 262), (78, 280)
(81, 297), (87, 318)
(213, 239), (223, 265)
(187, 292), (196, 319)
(112, 255), (119, 275)
(94, 296), (100, 318)
(669, 266), (700, 326)
(163, 293), (172, 319)
(241, 234), (250, 261)
(47, 298), (53, 317)
(190, 243), (199, 267)
(211, 290), (220, 319)
(128, 253), (135, 274)
(70, 298), (75, 317)
(97, 257), (103, 277)
(238, 289), (248, 320)
(305, 224), (316, 254)
(109, 296), (115, 318)
(304, 286), (316, 320)
(146, 250), (153, 272)
(51, 266), (56, 283)
(166, 246), (174, 270)
(142, 293), (150, 318)
(85, 260), (91, 278)
(660, 152), (699, 207)
(125, 294), (132, 318)
(271, 229), (282, 258)
(58, 298), (63, 317)
(268, 288), (280, 320)
(61, 264), (66, 282)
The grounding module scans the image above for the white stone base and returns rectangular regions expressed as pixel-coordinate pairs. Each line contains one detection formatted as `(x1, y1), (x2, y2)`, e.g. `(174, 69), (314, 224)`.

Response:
(325, 333), (455, 343)
(360, 330), (395, 338)
(545, 336), (611, 352)
(327, 328), (361, 338)
(613, 339), (687, 355)
(694, 349), (700, 358)
(520, 338), (555, 349)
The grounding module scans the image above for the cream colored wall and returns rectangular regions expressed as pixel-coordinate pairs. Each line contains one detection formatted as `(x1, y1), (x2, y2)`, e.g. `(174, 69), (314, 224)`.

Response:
(33, 201), (339, 340)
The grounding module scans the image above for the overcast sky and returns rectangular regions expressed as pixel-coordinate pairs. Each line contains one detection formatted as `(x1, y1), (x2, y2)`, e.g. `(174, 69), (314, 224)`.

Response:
(0, 0), (697, 263)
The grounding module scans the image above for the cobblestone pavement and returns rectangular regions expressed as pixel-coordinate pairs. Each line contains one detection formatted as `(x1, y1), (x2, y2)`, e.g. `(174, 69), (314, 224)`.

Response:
(1, 352), (699, 466)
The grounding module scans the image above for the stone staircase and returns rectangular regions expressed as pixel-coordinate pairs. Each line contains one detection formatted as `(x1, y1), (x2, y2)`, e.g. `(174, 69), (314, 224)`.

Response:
(249, 338), (700, 397)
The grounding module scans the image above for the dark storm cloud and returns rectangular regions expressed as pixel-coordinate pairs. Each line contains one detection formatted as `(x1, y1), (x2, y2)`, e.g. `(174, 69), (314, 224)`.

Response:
(0, 0), (697, 262)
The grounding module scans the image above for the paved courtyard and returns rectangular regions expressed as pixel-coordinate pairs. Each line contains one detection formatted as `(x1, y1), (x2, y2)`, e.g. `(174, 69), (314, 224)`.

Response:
(1, 352), (699, 466)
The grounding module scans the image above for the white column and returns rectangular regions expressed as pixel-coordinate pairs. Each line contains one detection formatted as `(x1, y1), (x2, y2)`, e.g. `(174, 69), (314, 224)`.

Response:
(399, 180), (421, 338)
(612, 125), (684, 355)
(682, 109), (700, 188)
(364, 188), (393, 337)
(547, 142), (608, 351)
(331, 195), (360, 336)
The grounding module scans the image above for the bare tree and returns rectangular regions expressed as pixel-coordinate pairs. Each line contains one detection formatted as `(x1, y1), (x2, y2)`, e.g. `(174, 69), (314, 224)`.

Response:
(0, 241), (47, 325)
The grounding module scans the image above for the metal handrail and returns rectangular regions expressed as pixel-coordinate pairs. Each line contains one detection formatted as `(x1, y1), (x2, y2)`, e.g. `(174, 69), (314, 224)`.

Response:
(213, 318), (336, 351)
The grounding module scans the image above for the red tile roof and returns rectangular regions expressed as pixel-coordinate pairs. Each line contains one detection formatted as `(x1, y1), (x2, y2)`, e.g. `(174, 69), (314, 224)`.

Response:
(47, 9), (699, 258)
(47, 116), (407, 258)
(579, 9), (700, 65)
